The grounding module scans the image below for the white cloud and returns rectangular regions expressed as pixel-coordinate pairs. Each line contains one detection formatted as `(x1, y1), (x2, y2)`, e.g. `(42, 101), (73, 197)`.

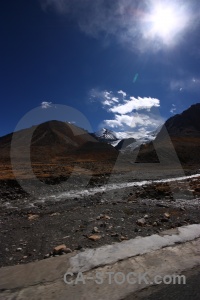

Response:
(118, 90), (126, 97)
(89, 89), (119, 106)
(170, 77), (200, 92)
(91, 87), (163, 137)
(103, 112), (163, 139)
(41, 101), (52, 109)
(170, 104), (176, 114)
(40, 0), (194, 53)
(110, 96), (160, 114)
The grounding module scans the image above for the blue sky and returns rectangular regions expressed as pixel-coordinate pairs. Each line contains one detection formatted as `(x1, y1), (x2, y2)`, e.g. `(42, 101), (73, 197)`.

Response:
(0, 0), (200, 138)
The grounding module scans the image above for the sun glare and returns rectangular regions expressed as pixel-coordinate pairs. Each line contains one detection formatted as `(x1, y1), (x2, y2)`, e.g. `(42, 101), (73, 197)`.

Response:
(144, 2), (189, 45)
(150, 6), (178, 37)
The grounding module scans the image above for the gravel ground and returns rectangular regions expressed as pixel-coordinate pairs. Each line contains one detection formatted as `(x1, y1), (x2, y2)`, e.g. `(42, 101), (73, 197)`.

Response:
(0, 169), (200, 268)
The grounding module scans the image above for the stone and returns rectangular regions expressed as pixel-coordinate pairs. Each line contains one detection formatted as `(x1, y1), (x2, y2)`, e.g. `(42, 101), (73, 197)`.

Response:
(164, 213), (170, 218)
(120, 236), (128, 241)
(92, 227), (99, 233)
(50, 212), (60, 217)
(28, 214), (39, 221)
(97, 214), (111, 220)
(53, 244), (72, 255)
(88, 235), (102, 241)
(62, 248), (72, 254)
(102, 215), (111, 220)
(136, 218), (146, 226)
(16, 248), (22, 252)
(111, 233), (119, 237)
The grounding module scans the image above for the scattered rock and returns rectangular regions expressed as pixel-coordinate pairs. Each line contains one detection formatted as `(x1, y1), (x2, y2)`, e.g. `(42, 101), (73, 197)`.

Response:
(50, 212), (60, 216)
(164, 213), (170, 218)
(111, 233), (119, 237)
(153, 221), (158, 226)
(136, 218), (146, 226)
(53, 244), (72, 255)
(28, 214), (39, 221)
(63, 236), (70, 239)
(88, 234), (102, 241)
(144, 214), (149, 219)
(16, 248), (22, 252)
(120, 235), (128, 241)
(102, 215), (111, 220)
(92, 227), (99, 233)
(96, 214), (111, 220)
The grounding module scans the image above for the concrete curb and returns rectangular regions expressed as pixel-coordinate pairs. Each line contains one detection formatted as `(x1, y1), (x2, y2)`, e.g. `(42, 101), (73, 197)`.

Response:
(0, 224), (200, 299)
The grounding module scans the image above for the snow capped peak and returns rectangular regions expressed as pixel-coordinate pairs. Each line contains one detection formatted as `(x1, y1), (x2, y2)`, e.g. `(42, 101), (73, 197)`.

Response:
(95, 128), (117, 141)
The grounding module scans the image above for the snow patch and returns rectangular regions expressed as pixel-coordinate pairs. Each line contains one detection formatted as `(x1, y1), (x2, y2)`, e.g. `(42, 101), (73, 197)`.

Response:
(68, 224), (200, 273)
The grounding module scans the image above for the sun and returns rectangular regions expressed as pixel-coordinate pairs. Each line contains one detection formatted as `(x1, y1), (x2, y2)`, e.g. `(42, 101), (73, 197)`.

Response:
(143, 2), (189, 45)
(150, 5), (178, 38)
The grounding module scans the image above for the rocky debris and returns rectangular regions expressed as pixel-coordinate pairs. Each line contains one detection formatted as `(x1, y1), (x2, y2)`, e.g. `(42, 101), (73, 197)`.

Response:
(111, 233), (119, 237)
(164, 213), (170, 218)
(50, 212), (60, 217)
(28, 214), (39, 221)
(88, 234), (102, 241)
(16, 248), (22, 252)
(96, 214), (111, 220)
(53, 244), (72, 255)
(0, 172), (200, 268)
(120, 235), (128, 241)
(92, 227), (99, 233)
(136, 218), (146, 226)
(180, 207), (186, 211)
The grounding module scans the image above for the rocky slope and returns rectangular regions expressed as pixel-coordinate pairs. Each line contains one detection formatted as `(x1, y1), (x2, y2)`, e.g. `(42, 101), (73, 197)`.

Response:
(0, 120), (118, 179)
(136, 104), (200, 164)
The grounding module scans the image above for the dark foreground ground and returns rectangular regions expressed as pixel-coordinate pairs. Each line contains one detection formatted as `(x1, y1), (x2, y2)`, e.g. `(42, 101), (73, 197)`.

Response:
(125, 266), (200, 300)
(0, 165), (200, 268)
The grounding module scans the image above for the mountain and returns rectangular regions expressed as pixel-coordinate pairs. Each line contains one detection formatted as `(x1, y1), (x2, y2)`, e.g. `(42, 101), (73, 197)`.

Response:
(115, 138), (136, 150)
(157, 103), (200, 139)
(136, 104), (200, 165)
(93, 127), (162, 151)
(0, 120), (118, 165)
(115, 126), (162, 151)
(93, 128), (118, 143)
(0, 121), (91, 160)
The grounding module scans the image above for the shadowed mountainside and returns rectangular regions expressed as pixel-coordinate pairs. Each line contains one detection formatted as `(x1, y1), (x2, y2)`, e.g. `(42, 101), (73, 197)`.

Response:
(136, 103), (200, 165)
(0, 120), (119, 179)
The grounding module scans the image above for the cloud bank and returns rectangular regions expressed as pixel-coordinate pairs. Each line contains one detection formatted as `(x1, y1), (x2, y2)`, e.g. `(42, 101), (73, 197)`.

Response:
(90, 89), (164, 138)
